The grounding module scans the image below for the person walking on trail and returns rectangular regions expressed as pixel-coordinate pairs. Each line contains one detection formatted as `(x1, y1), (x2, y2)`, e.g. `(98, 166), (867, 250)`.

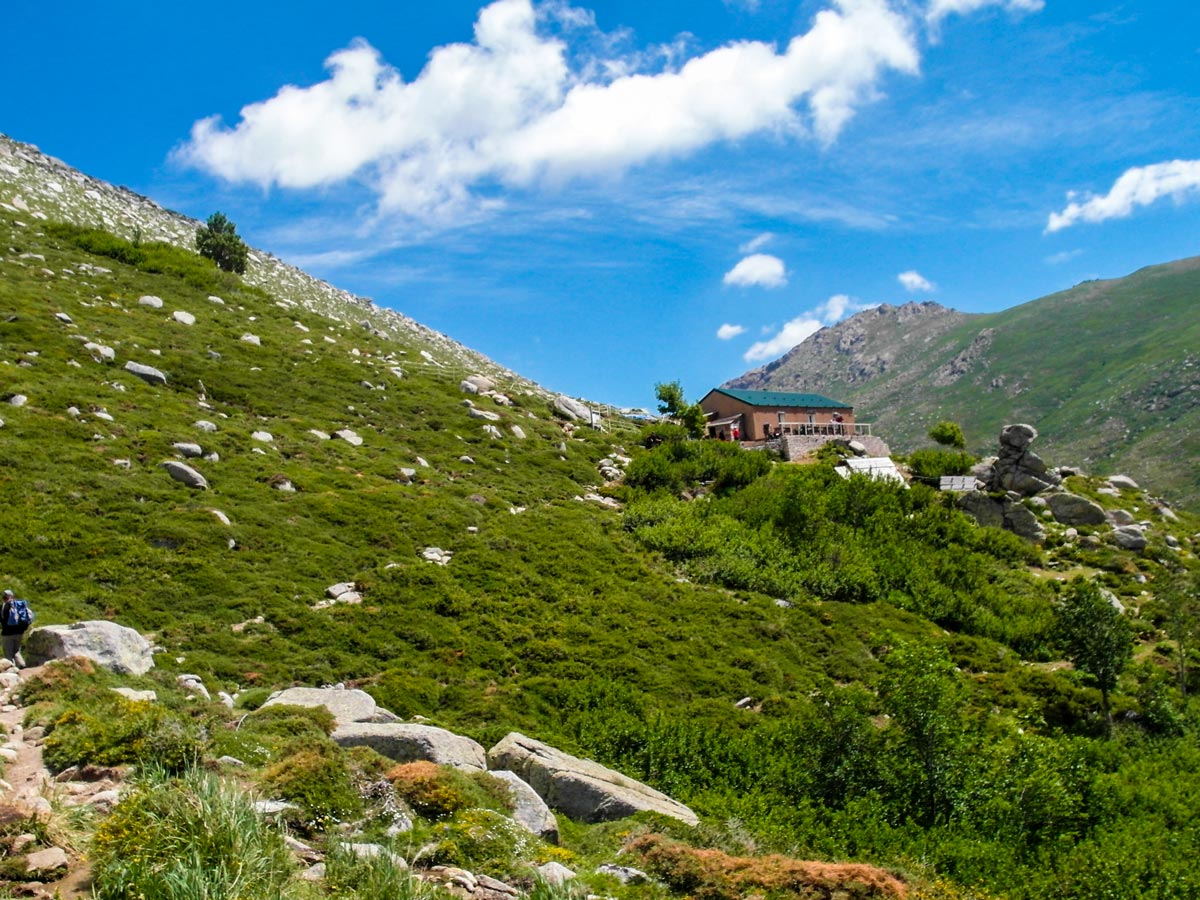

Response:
(1, 588), (33, 667)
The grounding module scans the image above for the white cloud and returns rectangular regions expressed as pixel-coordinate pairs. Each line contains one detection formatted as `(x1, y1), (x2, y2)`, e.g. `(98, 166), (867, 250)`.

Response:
(724, 253), (788, 288)
(178, 0), (920, 220)
(1046, 160), (1200, 232)
(926, 0), (1044, 24)
(1045, 249), (1084, 265)
(717, 323), (747, 340)
(739, 232), (774, 254)
(743, 293), (874, 361)
(898, 269), (934, 292)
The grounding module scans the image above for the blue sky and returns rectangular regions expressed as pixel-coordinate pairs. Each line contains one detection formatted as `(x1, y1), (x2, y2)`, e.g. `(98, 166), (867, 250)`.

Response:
(4, 1), (1199, 408)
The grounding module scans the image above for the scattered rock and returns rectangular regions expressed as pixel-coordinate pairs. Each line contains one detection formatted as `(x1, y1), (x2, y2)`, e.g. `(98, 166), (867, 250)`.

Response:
(24, 846), (69, 877)
(333, 429), (363, 446)
(537, 861), (576, 887)
(172, 310), (196, 326)
(241, 334), (261, 346)
(1108, 474), (1139, 490)
(422, 547), (453, 566)
(596, 864), (649, 885)
(195, 420), (218, 433)
(1047, 493), (1106, 526)
(112, 687), (157, 703)
(161, 460), (208, 489)
(1110, 526), (1148, 551)
(251, 431), (273, 442)
(177, 674), (210, 700)
(138, 295), (163, 309)
(124, 361), (167, 386)
(172, 442), (203, 458)
(553, 395), (594, 423)
(1108, 509), (1135, 526)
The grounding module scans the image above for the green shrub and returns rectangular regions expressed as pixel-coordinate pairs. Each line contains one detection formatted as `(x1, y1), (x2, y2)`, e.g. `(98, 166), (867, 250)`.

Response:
(423, 808), (544, 876)
(42, 698), (201, 774)
(386, 761), (511, 821)
(906, 449), (976, 481)
(241, 703), (337, 739)
(261, 736), (362, 830)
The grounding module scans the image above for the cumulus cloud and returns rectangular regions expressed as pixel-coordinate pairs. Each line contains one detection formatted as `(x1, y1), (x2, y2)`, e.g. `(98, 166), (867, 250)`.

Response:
(926, 0), (1044, 24)
(724, 253), (788, 288)
(744, 293), (874, 361)
(1046, 160), (1200, 232)
(898, 269), (934, 292)
(717, 323), (748, 340)
(178, 0), (920, 220)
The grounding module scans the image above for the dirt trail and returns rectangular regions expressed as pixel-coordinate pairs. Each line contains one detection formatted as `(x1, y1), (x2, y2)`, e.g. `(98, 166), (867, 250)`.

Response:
(1, 664), (94, 898)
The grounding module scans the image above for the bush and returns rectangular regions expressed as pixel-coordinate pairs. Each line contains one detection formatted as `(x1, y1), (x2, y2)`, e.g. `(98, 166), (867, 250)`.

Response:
(907, 449), (976, 481)
(386, 760), (511, 820)
(261, 736), (362, 830)
(42, 698), (202, 774)
(196, 212), (249, 274)
(241, 703), (337, 739)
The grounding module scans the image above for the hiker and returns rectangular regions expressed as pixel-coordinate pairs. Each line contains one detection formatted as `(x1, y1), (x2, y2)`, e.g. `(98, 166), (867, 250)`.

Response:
(1, 588), (33, 667)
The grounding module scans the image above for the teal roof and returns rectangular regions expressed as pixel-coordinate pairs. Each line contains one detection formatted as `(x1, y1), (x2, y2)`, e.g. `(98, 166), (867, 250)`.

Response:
(707, 387), (852, 410)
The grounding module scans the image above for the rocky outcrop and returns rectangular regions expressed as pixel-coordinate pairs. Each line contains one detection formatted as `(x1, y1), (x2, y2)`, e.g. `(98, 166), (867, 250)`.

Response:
(986, 424), (1061, 496)
(24, 621), (155, 675)
(553, 396), (594, 423)
(957, 491), (1045, 542)
(487, 732), (699, 827)
(332, 723), (487, 771)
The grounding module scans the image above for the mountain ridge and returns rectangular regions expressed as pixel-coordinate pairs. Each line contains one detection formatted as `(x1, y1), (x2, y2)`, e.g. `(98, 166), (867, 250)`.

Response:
(727, 265), (1200, 506)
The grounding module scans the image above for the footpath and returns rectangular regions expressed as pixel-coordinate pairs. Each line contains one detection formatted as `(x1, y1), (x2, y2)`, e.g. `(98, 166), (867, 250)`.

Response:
(0, 661), (98, 898)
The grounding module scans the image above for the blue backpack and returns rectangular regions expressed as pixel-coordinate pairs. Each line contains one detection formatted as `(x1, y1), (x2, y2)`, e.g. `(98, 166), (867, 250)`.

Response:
(4, 598), (33, 631)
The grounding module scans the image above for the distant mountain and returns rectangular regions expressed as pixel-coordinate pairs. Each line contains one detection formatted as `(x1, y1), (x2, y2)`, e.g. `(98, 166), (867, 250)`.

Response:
(727, 264), (1200, 506)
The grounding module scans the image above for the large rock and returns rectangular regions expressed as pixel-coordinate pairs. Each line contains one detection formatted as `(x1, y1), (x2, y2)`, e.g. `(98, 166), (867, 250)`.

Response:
(124, 361), (167, 386)
(24, 621), (155, 674)
(1047, 493), (1106, 526)
(161, 460), (208, 489)
(553, 396), (594, 423)
(486, 769), (559, 842)
(261, 686), (378, 727)
(487, 732), (699, 827)
(1110, 526), (1148, 551)
(332, 723), (486, 770)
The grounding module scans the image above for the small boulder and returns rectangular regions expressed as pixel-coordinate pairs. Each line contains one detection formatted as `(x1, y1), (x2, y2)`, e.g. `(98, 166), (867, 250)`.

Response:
(161, 460), (208, 489)
(333, 429), (363, 446)
(1110, 526), (1148, 551)
(24, 846), (69, 878)
(172, 311), (196, 326)
(138, 295), (163, 309)
(124, 361), (167, 386)
(241, 333), (261, 346)
(1047, 493), (1106, 526)
(1108, 475), (1139, 490)
(172, 442), (203, 458)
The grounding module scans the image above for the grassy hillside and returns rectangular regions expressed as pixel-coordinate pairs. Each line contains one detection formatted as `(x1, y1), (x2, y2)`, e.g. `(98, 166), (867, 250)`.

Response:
(728, 265), (1200, 507)
(2, 153), (1200, 900)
